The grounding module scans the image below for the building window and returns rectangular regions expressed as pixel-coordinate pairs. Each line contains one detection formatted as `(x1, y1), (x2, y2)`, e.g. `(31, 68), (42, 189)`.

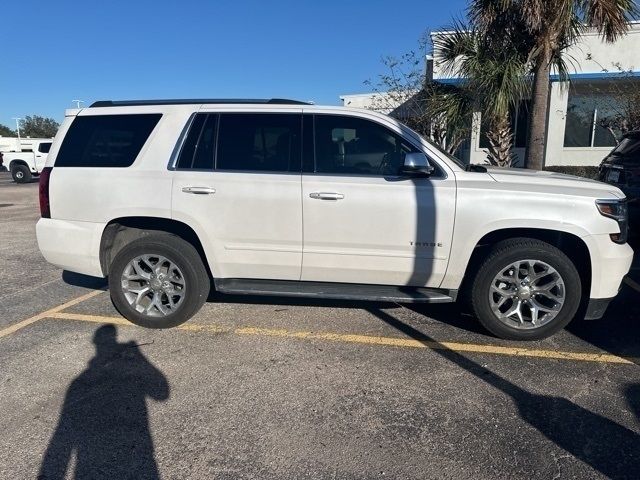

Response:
(479, 100), (530, 149)
(563, 82), (620, 148)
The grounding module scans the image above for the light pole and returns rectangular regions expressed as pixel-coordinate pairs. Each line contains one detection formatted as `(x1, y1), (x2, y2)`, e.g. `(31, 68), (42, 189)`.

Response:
(72, 100), (84, 108)
(12, 117), (22, 144)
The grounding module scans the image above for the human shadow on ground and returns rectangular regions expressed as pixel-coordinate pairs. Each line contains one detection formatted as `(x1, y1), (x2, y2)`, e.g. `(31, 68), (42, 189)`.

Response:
(38, 325), (169, 480)
(367, 306), (640, 480)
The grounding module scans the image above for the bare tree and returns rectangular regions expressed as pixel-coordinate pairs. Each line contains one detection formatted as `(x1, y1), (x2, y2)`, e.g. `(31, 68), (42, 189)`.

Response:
(365, 39), (474, 156)
(597, 67), (640, 139)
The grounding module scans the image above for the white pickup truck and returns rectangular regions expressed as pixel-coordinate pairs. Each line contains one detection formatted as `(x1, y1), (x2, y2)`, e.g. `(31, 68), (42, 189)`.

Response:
(35, 99), (634, 340)
(1, 139), (53, 183)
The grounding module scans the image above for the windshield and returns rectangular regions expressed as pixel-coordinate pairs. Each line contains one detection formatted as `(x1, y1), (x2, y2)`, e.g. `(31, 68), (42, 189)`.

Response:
(399, 122), (466, 169)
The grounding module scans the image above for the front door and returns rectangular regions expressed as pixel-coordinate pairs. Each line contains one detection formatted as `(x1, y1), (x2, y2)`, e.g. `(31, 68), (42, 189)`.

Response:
(301, 113), (456, 287)
(172, 111), (303, 280)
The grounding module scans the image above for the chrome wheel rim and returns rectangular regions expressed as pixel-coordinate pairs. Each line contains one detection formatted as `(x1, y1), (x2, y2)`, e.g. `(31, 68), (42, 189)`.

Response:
(489, 259), (565, 330)
(121, 254), (186, 317)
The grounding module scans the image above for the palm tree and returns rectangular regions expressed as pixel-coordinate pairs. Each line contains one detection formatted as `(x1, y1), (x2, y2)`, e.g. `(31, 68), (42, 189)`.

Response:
(419, 81), (476, 155)
(471, 0), (638, 170)
(434, 23), (531, 166)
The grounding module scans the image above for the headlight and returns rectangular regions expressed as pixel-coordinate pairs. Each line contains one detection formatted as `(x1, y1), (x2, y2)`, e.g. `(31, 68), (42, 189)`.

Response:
(596, 199), (628, 244)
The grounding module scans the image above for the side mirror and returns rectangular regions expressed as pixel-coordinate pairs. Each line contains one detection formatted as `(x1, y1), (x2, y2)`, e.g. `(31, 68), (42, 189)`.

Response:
(401, 152), (434, 177)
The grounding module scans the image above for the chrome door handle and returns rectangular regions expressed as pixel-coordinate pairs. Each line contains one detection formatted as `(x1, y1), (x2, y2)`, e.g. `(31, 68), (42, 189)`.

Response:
(309, 192), (345, 200)
(182, 186), (216, 195)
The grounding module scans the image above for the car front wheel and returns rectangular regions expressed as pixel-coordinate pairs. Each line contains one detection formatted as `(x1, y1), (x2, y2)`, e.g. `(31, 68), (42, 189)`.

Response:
(470, 238), (582, 340)
(109, 234), (210, 328)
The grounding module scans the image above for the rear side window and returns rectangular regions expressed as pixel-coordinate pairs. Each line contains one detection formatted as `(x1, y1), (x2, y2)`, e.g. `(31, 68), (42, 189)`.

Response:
(216, 113), (301, 172)
(38, 143), (52, 153)
(56, 114), (161, 167)
(176, 114), (218, 170)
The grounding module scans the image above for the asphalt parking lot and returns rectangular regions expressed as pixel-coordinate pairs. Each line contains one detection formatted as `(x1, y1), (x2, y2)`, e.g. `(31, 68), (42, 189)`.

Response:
(1, 171), (640, 479)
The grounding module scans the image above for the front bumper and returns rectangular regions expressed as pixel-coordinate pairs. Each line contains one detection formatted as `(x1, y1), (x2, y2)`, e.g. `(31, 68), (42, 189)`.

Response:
(584, 297), (614, 320)
(583, 234), (633, 299)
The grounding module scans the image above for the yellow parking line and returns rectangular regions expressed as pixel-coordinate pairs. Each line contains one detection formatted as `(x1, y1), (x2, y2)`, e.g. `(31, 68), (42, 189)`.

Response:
(0, 290), (105, 339)
(47, 312), (229, 334)
(46, 311), (638, 365)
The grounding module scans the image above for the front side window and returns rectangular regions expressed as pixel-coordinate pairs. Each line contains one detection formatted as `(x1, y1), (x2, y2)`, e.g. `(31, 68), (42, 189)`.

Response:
(216, 113), (301, 172)
(314, 115), (418, 176)
(56, 114), (161, 167)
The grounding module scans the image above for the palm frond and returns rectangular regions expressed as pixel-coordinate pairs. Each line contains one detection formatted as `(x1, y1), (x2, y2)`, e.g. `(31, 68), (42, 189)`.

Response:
(580, 0), (638, 41)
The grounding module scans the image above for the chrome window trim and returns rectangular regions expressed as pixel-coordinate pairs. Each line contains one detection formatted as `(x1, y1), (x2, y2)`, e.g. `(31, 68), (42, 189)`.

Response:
(168, 111), (448, 180)
(167, 112), (198, 171)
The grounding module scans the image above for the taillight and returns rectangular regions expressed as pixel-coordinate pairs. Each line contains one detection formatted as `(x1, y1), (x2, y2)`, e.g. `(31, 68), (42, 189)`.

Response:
(39, 167), (52, 218)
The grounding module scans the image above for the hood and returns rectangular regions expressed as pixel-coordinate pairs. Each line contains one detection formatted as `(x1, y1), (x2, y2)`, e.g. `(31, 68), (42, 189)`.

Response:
(483, 167), (625, 199)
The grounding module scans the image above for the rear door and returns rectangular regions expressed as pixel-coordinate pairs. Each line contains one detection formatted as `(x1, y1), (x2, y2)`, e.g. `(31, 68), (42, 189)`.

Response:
(171, 110), (303, 280)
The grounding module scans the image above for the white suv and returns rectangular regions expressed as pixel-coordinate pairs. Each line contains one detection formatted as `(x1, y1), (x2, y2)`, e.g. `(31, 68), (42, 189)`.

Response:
(36, 99), (633, 340)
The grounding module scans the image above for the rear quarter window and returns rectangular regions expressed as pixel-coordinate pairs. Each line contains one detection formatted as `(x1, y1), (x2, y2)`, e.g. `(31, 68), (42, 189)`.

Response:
(38, 143), (52, 153)
(55, 114), (161, 167)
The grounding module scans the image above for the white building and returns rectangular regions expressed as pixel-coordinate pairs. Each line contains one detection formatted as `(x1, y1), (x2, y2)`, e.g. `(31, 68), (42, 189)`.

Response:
(341, 23), (640, 167)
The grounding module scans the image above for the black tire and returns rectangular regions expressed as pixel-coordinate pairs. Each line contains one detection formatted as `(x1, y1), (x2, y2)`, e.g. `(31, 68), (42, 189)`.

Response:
(109, 233), (210, 328)
(11, 164), (32, 183)
(469, 238), (581, 341)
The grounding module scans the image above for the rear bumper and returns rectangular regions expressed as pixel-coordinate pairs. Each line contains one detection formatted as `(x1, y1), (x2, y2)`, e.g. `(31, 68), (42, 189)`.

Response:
(36, 218), (105, 277)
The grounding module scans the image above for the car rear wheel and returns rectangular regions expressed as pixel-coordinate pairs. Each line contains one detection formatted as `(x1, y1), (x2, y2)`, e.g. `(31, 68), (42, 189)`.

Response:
(109, 233), (210, 328)
(11, 164), (32, 183)
(470, 238), (582, 340)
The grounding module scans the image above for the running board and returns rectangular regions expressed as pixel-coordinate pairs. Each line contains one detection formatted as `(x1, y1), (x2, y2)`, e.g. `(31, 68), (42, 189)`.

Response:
(214, 279), (456, 303)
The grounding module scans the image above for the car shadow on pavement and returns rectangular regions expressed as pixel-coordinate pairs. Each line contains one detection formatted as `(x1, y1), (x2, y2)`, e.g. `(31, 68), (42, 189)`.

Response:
(565, 240), (640, 366)
(567, 281), (640, 366)
(62, 271), (108, 290)
(37, 325), (169, 480)
(575, 238), (639, 358)
(367, 307), (640, 479)
(206, 291), (487, 335)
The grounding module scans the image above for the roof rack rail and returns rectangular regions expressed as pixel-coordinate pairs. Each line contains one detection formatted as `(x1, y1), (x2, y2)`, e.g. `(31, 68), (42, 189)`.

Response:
(89, 98), (312, 107)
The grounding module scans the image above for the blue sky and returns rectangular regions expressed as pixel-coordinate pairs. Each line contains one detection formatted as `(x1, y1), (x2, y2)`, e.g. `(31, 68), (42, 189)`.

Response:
(1, 0), (468, 128)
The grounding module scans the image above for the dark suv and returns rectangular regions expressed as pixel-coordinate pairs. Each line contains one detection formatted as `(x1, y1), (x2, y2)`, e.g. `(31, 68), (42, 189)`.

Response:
(599, 131), (640, 225)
